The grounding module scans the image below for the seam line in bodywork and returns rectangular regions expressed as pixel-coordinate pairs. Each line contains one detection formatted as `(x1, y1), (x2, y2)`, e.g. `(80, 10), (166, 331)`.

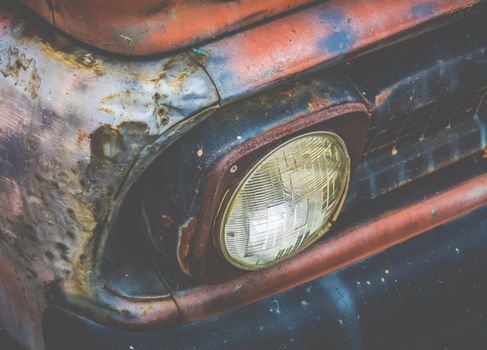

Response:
(188, 52), (222, 104)
(44, 0), (56, 25)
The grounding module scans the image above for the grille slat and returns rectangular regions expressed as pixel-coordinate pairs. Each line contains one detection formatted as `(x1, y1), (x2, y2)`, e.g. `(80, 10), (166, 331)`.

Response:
(365, 88), (487, 158)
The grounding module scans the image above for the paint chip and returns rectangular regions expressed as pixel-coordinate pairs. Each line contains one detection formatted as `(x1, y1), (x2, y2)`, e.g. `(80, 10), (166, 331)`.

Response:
(192, 48), (210, 59)
(119, 34), (134, 46)
(391, 145), (398, 156)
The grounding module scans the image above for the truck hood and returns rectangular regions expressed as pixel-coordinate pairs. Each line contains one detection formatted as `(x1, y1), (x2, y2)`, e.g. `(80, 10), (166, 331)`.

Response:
(19, 0), (314, 55)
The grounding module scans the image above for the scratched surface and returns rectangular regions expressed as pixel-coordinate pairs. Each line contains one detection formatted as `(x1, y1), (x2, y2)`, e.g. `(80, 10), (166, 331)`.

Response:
(197, 0), (483, 101)
(0, 0), (486, 349)
(19, 0), (314, 55)
(0, 3), (218, 348)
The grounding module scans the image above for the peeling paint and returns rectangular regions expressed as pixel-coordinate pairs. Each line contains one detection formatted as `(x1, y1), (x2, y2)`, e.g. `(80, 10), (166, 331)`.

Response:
(0, 47), (40, 99)
(0, 3), (218, 348)
(19, 0), (314, 55)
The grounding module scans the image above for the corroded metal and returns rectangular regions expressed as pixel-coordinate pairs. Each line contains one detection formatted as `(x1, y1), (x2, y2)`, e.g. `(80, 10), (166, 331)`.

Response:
(342, 15), (487, 206)
(174, 172), (487, 324)
(140, 71), (369, 282)
(42, 200), (487, 349)
(1, 0), (487, 349)
(0, 3), (218, 348)
(45, 161), (487, 334)
(197, 0), (483, 101)
(19, 0), (314, 55)
(187, 103), (368, 281)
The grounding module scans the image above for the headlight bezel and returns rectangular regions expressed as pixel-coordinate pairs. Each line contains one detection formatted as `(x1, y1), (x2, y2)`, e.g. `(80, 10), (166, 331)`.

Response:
(140, 72), (370, 283)
(215, 130), (351, 271)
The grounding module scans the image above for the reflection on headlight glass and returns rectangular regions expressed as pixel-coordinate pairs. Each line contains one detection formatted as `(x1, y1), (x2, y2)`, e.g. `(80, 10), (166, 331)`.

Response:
(220, 131), (350, 270)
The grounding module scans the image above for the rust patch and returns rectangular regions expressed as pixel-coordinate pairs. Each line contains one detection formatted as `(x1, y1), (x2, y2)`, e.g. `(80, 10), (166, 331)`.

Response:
(0, 47), (40, 99)
(76, 130), (88, 148)
(145, 69), (168, 84)
(157, 213), (174, 242)
(168, 70), (191, 91)
(98, 89), (173, 128)
(90, 124), (123, 161)
(307, 98), (332, 111)
(87, 122), (156, 222)
(177, 217), (198, 276)
(41, 41), (106, 76)
(375, 88), (392, 106)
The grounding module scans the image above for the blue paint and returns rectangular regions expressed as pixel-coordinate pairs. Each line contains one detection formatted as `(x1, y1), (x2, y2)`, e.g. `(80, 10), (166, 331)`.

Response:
(319, 275), (363, 350)
(474, 113), (487, 147)
(192, 48), (210, 59)
(317, 11), (356, 55)
(412, 3), (436, 18)
(361, 160), (378, 198)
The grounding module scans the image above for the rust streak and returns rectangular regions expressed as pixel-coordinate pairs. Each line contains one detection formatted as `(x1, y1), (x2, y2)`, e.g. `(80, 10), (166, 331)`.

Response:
(375, 88), (392, 107)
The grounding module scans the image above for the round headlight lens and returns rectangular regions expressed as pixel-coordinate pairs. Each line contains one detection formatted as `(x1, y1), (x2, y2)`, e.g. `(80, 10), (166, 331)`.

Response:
(219, 131), (350, 270)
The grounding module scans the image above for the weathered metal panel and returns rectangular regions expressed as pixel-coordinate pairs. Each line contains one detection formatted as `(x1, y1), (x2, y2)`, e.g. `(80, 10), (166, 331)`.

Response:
(0, 3), (218, 348)
(19, 0), (314, 55)
(139, 70), (369, 281)
(43, 202), (487, 350)
(342, 13), (487, 206)
(173, 171), (487, 326)
(1, 1), (486, 348)
(197, 0), (483, 102)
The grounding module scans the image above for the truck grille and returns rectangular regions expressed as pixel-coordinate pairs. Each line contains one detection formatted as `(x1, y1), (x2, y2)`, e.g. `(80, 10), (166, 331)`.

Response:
(364, 87), (487, 158)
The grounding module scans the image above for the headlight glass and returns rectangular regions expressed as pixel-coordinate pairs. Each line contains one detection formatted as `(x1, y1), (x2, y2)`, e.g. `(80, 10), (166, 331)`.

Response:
(219, 131), (350, 270)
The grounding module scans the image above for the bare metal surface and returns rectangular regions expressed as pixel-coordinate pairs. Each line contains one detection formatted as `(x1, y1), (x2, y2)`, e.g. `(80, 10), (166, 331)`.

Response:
(0, 0), (486, 348)
(0, 4), (218, 348)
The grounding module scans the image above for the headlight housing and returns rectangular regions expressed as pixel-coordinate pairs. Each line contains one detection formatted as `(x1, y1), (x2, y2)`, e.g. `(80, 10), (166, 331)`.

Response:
(219, 131), (350, 270)
(140, 72), (370, 282)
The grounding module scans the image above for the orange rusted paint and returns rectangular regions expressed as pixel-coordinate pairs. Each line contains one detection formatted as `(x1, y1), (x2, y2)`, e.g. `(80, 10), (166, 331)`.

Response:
(198, 0), (482, 100)
(19, 0), (314, 55)
(173, 173), (487, 324)
(375, 88), (393, 107)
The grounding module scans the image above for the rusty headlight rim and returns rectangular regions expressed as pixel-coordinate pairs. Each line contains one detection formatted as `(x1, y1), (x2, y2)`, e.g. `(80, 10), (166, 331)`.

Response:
(215, 130), (351, 271)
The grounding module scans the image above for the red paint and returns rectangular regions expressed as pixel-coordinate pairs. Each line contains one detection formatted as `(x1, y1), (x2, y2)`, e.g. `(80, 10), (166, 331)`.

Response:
(199, 0), (481, 100)
(19, 0), (313, 55)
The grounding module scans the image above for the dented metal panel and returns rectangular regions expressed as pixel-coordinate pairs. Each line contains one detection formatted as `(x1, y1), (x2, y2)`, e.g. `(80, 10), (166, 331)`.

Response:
(1, 0), (487, 348)
(0, 3), (218, 348)
(19, 0), (315, 55)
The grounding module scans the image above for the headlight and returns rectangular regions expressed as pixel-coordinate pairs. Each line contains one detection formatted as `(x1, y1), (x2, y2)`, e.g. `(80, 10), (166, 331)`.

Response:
(218, 131), (350, 270)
